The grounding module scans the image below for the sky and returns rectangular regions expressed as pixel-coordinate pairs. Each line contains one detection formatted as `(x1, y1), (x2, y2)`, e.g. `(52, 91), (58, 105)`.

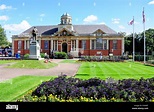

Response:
(0, 0), (154, 42)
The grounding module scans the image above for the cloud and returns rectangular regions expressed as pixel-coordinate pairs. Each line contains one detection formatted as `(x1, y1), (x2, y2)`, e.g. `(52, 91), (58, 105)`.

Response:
(129, 2), (131, 6)
(40, 14), (45, 17)
(22, 2), (25, 6)
(93, 2), (96, 6)
(0, 4), (12, 10)
(112, 18), (120, 24)
(118, 25), (125, 29)
(99, 22), (106, 24)
(83, 15), (98, 23)
(148, 0), (154, 5)
(58, 2), (61, 6)
(0, 15), (9, 21)
(3, 20), (31, 32)
(75, 18), (78, 21)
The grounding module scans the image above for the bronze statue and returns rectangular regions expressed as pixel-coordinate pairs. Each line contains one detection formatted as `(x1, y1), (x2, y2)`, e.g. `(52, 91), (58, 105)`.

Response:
(31, 27), (38, 40)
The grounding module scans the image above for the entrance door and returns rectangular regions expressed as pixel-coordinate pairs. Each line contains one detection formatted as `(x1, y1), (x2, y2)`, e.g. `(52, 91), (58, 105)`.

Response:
(62, 43), (67, 53)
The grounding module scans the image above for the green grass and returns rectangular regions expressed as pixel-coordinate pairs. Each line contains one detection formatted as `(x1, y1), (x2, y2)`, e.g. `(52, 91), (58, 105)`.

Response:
(0, 60), (16, 64)
(3, 60), (58, 69)
(60, 59), (78, 63)
(0, 75), (56, 102)
(75, 62), (154, 80)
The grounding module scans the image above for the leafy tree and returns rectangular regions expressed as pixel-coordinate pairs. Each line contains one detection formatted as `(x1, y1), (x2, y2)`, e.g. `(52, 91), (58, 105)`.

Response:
(124, 28), (154, 55)
(0, 25), (9, 47)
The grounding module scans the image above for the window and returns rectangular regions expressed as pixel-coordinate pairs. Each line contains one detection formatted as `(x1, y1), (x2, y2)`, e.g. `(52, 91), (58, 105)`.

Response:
(82, 40), (86, 50)
(96, 38), (103, 49)
(71, 40), (76, 51)
(44, 40), (49, 49)
(92, 40), (95, 50)
(18, 41), (22, 49)
(113, 40), (117, 49)
(91, 39), (108, 50)
(103, 40), (107, 50)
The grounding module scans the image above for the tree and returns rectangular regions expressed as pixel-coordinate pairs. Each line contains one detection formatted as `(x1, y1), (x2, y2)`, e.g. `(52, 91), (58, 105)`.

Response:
(124, 28), (154, 55)
(140, 28), (154, 55)
(0, 25), (9, 47)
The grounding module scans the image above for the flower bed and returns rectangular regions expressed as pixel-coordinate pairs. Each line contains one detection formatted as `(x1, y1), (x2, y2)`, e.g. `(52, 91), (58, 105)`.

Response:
(17, 75), (154, 102)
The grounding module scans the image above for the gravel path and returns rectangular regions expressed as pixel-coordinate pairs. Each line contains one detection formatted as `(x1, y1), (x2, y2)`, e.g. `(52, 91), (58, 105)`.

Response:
(0, 59), (80, 81)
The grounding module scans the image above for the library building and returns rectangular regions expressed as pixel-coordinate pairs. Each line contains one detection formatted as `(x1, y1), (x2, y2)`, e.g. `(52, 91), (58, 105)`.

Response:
(12, 13), (124, 57)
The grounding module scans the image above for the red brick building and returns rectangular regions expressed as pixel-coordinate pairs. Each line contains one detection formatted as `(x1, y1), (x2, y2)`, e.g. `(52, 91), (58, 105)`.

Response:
(12, 13), (124, 57)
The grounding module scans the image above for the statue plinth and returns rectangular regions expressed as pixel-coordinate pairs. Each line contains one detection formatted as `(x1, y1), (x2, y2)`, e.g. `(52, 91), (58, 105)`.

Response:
(29, 40), (41, 59)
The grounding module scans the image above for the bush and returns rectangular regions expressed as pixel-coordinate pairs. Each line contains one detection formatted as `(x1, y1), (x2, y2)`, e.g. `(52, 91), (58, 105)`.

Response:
(54, 52), (68, 59)
(135, 55), (149, 61)
(23, 54), (29, 59)
(17, 75), (154, 102)
(40, 53), (45, 58)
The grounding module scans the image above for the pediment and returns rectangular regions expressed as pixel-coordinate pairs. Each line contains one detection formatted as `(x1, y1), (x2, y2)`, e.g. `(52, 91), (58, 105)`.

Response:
(54, 28), (75, 36)
(93, 29), (106, 36)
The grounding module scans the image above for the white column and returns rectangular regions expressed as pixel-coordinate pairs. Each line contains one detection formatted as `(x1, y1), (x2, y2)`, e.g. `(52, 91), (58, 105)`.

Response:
(107, 40), (109, 50)
(71, 40), (72, 51)
(12, 39), (14, 56)
(51, 39), (53, 51)
(76, 39), (78, 51)
(57, 40), (58, 51)
(24, 40), (26, 50)
(27, 40), (29, 49)
(122, 38), (124, 54)
(94, 40), (96, 49)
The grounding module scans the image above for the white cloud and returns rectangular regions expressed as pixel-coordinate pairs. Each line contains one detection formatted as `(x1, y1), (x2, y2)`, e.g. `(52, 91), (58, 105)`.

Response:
(94, 2), (96, 6)
(129, 2), (131, 6)
(40, 14), (45, 17)
(58, 2), (61, 6)
(75, 18), (78, 21)
(148, 0), (154, 5)
(118, 25), (125, 29)
(0, 15), (9, 21)
(3, 20), (31, 32)
(99, 22), (106, 24)
(0, 4), (12, 10)
(83, 15), (98, 23)
(22, 2), (25, 6)
(112, 18), (120, 24)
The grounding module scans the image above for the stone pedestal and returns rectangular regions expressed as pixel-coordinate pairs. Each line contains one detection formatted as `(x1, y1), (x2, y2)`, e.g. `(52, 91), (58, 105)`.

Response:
(29, 40), (41, 59)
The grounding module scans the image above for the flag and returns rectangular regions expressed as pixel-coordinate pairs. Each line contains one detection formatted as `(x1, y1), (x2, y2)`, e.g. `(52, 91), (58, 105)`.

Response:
(142, 8), (145, 23)
(128, 19), (134, 25)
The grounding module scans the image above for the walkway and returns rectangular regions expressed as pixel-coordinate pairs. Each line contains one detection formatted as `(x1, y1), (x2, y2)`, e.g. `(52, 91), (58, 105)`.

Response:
(0, 59), (80, 81)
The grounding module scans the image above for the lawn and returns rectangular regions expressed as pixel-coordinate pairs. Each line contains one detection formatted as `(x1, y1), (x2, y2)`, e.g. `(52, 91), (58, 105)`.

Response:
(60, 59), (78, 63)
(0, 60), (15, 64)
(75, 62), (154, 80)
(0, 75), (55, 102)
(0, 60), (58, 69)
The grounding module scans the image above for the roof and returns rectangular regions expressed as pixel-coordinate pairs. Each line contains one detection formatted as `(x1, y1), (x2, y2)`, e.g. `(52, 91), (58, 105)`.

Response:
(19, 24), (120, 37)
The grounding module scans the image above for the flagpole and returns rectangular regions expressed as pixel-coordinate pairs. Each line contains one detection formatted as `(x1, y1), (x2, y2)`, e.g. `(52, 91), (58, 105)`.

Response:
(143, 7), (146, 64)
(133, 16), (135, 62)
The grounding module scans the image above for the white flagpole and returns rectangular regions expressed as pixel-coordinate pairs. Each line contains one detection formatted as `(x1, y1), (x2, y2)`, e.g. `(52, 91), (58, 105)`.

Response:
(143, 8), (146, 64)
(133, 16), (135, 62)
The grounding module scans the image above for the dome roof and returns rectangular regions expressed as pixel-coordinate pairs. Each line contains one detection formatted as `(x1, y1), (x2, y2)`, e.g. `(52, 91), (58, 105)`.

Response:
(61, 13), (71, 18)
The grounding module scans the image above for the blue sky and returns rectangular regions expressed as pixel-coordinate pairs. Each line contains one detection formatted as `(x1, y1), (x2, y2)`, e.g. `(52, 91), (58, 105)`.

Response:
(0, 0), (154, 42)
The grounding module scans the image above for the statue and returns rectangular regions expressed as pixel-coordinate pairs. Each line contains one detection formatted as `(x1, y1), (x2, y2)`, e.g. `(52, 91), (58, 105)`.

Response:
(31, 27), (38, 40)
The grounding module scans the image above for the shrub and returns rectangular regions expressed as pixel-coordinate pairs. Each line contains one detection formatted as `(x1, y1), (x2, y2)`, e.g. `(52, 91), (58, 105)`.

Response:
(54, 52), (68, 59)
(40, 53), (45, 58)
(135, 55), (150, 61)
(21, 75), (154, 102)
(23, 53), (29, 59)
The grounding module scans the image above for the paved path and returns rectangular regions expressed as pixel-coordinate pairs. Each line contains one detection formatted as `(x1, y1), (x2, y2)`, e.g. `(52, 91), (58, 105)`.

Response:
(0, 59), (80, 81)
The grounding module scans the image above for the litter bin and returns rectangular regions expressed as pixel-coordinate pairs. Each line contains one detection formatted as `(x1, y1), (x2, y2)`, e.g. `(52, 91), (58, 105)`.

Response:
(16, 53), (20, 58)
